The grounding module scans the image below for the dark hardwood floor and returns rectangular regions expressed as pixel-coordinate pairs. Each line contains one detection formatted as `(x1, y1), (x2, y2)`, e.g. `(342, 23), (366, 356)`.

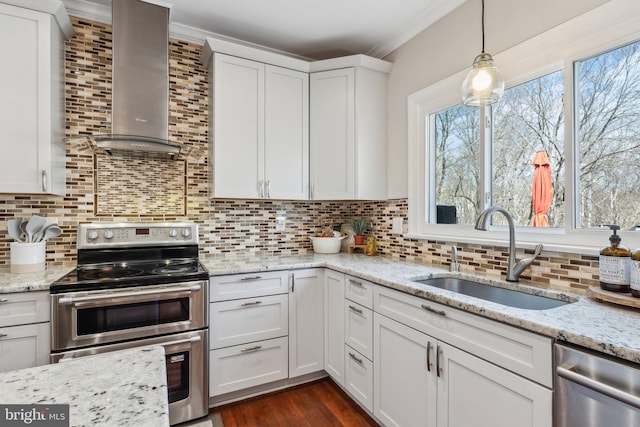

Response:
(215, 378), (379, 427)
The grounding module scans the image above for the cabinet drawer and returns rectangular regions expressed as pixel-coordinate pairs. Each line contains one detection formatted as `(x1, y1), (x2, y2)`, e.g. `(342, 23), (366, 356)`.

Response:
(210, 336), (288, 396)
(345, 275), (374, 309)
(344, 301), (373, 360)
(345, 345), (373, 413)
(210, 294), (288, 349)
(374, 286), (552, 387)
(0, 322), (50, 372)
(0, 291), (49, 327)
(210, 271), (289, 302)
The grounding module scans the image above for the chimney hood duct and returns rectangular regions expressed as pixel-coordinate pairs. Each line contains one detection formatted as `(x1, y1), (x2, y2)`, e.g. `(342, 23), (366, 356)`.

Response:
(68, 0), (202, 161)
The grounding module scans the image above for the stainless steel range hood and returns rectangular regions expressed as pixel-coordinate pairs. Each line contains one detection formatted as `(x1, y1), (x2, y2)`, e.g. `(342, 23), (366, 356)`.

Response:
(67, 0), (203, 161)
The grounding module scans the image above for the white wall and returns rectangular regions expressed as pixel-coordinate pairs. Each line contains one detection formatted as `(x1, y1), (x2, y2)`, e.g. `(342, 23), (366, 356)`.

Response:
(384, 0), (611, 199)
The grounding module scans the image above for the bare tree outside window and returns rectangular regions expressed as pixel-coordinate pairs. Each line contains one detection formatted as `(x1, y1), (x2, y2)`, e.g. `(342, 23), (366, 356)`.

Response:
(433, 106), (480, 225)
(577, 40), (640, 229)
(493, 71), (565, 228)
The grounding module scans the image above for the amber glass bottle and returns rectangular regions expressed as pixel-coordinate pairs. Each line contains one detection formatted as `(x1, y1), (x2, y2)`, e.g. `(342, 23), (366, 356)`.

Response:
(599, 225), (631, 292)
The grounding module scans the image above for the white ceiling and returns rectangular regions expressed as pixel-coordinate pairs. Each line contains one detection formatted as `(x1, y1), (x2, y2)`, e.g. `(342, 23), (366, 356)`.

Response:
(62, 0), (466, 59)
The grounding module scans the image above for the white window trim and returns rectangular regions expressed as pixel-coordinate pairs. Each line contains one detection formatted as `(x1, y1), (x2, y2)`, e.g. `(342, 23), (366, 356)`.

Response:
(407, 0), (640, 255)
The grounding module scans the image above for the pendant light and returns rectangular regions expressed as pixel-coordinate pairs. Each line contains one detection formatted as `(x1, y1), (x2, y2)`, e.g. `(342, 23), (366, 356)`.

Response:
(461, 0), (504, 106)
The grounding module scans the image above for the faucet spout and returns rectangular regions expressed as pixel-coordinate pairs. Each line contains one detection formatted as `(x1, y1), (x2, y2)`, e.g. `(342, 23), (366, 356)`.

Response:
(474, 206), (542, 282)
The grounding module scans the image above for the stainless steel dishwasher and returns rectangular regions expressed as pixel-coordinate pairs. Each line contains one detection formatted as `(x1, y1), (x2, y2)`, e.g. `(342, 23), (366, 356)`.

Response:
(555, 343), (640, 427)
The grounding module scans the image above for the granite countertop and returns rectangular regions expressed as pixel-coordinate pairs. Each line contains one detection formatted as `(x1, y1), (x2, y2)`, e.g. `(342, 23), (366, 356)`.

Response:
(0, 265), (72, 293)
(2, 253), (639, 365)
(200, 253), (640, 365)
(0, 346), (169, 427)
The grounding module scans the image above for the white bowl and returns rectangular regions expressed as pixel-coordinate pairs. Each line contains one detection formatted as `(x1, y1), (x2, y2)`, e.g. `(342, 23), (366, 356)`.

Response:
(310, 236), (345, 254)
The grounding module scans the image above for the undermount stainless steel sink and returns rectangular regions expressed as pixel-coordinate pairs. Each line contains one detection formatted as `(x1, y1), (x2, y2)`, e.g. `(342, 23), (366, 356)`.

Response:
(416, 277), (571, 310)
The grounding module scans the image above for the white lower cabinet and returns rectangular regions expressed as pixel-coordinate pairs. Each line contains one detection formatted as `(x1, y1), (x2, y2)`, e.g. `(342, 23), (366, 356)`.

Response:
(345, 345), (374, 413)
(210, 336), (289, 396)
(436, 341), (552, 427)
(289, 269), (324, 378)
(374, 313), (435, 426)
(324, 269), (345, 385)
(0, 323), (50, 372)
(345, 300), (373, 360)
(210, 294), (288, 349)
(0, 291), (50, 373)
(209, 273), (290, 398)
(374, 306), (553, 427)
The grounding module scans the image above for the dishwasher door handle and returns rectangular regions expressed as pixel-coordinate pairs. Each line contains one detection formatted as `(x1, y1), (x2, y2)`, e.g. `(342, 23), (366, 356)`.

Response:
(557, 365), (640, 410)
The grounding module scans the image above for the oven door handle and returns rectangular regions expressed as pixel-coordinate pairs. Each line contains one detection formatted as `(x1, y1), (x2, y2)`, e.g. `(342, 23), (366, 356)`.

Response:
(58, 335), (202, 362)
(57, 284), (202, 306)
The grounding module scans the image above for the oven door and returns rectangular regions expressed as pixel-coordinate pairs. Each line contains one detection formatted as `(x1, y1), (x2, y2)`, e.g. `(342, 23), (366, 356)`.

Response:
(51, 280), (207, 351)
(51, 329), (209, 425)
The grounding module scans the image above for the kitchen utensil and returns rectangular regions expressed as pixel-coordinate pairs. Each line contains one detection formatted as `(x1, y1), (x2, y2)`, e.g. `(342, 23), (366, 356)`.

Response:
(25, 215), (47, 243)
(41, 224), (62, 242)
(7, 218), (23, 242)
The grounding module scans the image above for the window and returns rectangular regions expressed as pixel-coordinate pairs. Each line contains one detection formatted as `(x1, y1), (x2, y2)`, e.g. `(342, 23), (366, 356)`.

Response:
(408, 0), (640, 252)
(575, 40), (640, 229)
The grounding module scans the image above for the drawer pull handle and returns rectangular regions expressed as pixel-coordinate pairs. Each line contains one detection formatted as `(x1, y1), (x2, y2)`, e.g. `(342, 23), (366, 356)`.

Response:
(241, 345), (262, 353)
(348, 305), (363, 315)
(349, 352), (363, 365)
(241, 276), (262, 281)
(0, 332), (7, 338)
(241, 301), (262, 307)
(349, 280), (364, 287)
(0, 298), (7, 303)
(421, 304), (446, 316)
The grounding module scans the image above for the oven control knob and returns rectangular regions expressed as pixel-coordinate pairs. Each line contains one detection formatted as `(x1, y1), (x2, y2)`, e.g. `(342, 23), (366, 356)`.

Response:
(104, 230), (114, 240)
(182, 228), (191, 238)
(87, 230), (99, 240)
(169, 229), (178, 238)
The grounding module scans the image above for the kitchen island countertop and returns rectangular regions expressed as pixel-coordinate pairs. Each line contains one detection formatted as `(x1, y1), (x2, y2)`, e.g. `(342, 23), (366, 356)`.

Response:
(0, 346), (169, 427)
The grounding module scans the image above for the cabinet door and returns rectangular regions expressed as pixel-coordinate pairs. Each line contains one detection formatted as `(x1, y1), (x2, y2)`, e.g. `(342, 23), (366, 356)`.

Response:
(289, 269), (324, 377)
(213, 53), (265, 198)
(0, 323), (50, 372)
(324, 269), (345, 385)
(437, 341), (552, 427)
(345, 345), (373, 413)
(309, 68), (355, 200)
(344, 301), (373, 360)
(265, 65), (309, 200)
(210, 293), (288, 349)
(210, 336), (289, 396)
(374, 313), (436, 427)
(0, 5), (64, 195)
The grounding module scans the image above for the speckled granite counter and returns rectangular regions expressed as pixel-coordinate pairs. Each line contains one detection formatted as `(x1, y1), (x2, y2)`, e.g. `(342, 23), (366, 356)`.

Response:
(200, 253), (640, 365)
(0, 265), (72, 293)
(0, 346), (169, 427)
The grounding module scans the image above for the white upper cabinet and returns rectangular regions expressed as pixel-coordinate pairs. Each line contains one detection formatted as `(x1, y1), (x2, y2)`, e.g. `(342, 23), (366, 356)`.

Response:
(310, 63), (390, 200)
(203, 37), (391, 202)
(0, 2), (74, 196)
(209, 52), (309, 199)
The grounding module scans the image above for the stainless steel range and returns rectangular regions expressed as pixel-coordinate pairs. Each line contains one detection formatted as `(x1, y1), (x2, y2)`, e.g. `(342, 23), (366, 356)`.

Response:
(50, 222), (209, 426)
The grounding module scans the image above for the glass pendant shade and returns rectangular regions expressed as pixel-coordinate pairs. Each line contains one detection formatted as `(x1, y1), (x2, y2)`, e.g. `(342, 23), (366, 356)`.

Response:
(462, 52), (505, 106)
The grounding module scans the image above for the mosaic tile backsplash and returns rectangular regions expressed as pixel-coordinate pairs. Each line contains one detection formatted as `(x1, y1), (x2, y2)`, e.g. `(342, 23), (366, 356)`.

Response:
(0, 17), (599, 294)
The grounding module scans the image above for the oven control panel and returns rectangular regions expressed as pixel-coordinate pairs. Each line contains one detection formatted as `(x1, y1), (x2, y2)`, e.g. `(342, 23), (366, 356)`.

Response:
(77, 222), (199, 248)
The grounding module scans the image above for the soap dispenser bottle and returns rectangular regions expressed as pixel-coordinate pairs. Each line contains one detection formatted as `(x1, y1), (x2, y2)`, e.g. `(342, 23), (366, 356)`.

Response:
(599, 224), (631, 292)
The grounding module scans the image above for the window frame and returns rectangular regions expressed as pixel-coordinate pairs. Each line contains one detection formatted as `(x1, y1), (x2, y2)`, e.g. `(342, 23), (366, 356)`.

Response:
(407, 0), (640, 254)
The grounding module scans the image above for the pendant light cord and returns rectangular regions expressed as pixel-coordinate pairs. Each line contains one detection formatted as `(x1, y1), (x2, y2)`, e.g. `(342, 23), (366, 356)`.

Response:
(481, 0), (485, 54)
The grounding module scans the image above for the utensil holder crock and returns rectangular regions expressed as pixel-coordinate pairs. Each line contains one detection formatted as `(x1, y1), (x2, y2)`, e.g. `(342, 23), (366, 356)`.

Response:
(10, 241), (46, 273)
